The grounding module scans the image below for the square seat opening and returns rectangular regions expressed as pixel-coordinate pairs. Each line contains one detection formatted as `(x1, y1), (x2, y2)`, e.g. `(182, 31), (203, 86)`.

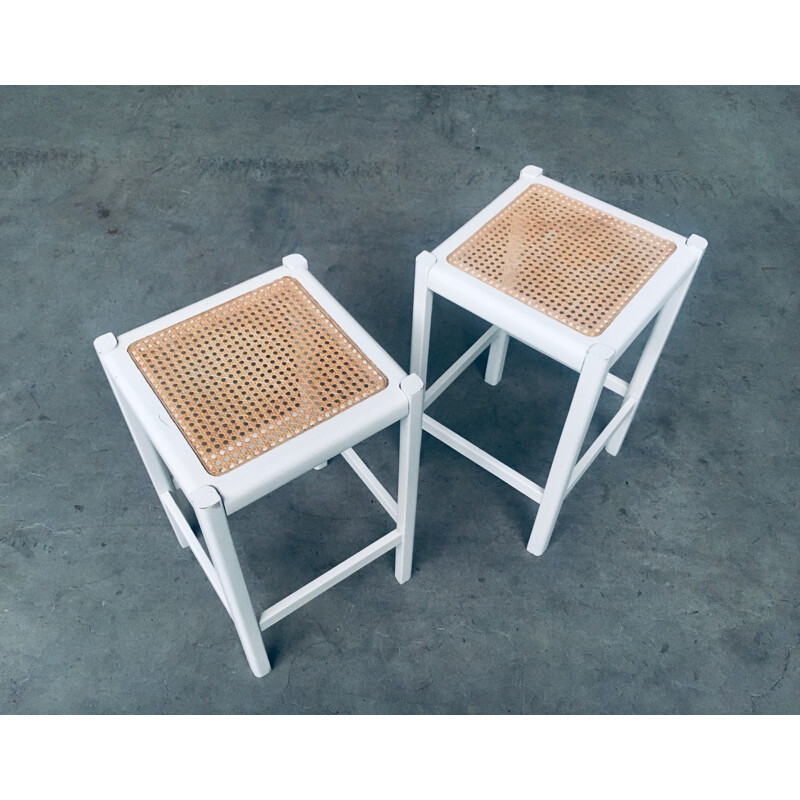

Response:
(127, 276), (389, 476)
(446, 184), (677, 337)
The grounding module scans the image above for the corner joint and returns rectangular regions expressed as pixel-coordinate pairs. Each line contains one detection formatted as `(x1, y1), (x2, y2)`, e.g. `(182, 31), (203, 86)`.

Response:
(520, 165), (544, 179)
(190, 486), (223, 511)
(415, 250), (437, 274)
(282, 253), (309, 271)
(686, 234), (708, 254)
(584, 343), (616, 367)
(400, 373), (424, 399)
(93, 332), (118, 356)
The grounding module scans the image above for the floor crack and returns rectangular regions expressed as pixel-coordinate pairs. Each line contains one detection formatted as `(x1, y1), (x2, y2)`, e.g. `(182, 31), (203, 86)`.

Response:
(750, 639), (800, 712)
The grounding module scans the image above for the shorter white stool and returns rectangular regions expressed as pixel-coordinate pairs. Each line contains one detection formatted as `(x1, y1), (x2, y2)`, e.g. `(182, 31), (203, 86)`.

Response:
(95, 255), (423, 676)
(411, 165), (707, 556)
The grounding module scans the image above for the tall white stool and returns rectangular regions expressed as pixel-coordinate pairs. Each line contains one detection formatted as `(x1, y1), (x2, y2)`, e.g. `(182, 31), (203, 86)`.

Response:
(411, 165), (707, 556)
(95, 254), (423, 676)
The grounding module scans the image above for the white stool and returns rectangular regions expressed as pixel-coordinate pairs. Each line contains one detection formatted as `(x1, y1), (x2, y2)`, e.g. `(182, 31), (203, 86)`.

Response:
(95, 254), (423, 676)
(411, 165), (707, 556)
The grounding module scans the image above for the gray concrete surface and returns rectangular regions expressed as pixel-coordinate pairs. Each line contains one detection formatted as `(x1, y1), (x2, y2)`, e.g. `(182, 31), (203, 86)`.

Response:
(1, 86), (798, 713)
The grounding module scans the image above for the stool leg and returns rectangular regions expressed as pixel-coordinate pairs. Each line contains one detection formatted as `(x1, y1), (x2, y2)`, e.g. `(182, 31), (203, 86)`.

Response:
(191, 487), (271, 677)
(410, 252), (436, 385)
(118, 392), (189, 549)
(527, 344), (614, 556)
(395, 375), (425, 584)
(605, 270), (697, 457)
(116, 392), (174, 496)
(485, 330), (510, 386)
(95, 334), (187, 548)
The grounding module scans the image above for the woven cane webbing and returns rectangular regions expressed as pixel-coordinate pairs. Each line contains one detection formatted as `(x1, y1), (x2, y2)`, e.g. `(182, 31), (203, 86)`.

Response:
(128, 277), (388, 476)
(446, 184), (677, 336)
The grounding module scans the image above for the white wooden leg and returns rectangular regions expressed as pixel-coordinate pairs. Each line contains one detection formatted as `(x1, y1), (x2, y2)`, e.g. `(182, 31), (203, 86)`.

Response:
(606, 236), (706, 457)
(117, 391), (191, 548)
(527, 344), (614, 556)
(94, 334), (187, 547)
(409, 251), (437, 386)
(395, 375), (424, 583)
(485, 330), (509, 386)
(604, 284), (689, 456)
(191, 487), (271, 677)
(95, 334), (174, 496)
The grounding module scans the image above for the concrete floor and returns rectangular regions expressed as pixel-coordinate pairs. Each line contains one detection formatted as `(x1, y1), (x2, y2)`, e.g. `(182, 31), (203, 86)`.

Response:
(1, 86), (798, 713)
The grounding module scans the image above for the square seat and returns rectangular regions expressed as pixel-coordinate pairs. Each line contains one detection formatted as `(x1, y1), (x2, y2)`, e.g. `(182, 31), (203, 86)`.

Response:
(127, 276), (390, 477)
(445, 183), (677, 337)
(99, 261), (409, 514)
(426, 168), (700, 372)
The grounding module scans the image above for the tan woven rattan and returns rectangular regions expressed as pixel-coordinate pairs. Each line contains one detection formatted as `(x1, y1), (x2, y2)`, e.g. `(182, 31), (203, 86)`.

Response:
(446, 184), (677, 336)
(128, 277), (388, 476)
